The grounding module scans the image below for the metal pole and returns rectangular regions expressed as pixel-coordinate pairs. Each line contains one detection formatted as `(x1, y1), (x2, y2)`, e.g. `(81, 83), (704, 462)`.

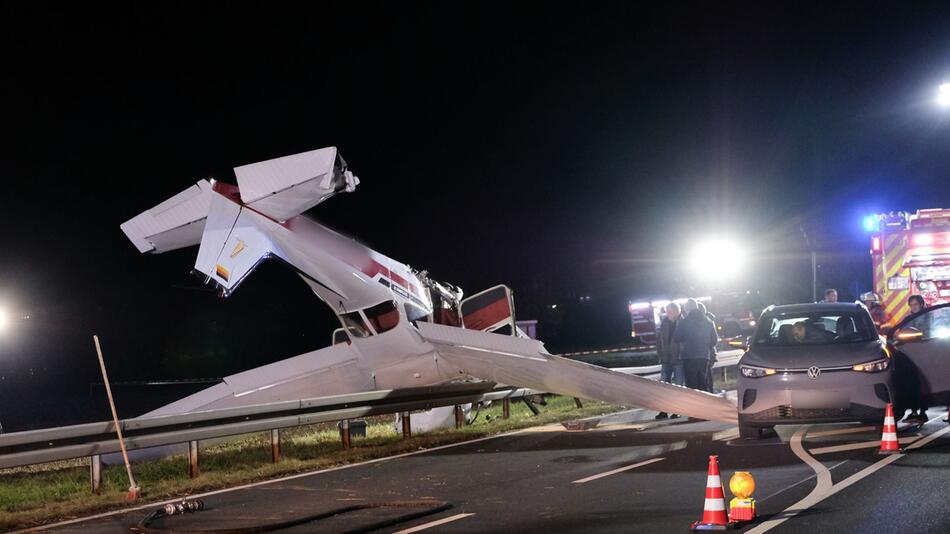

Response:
(454, 405), (464, 429)
(401, 412), (412, 439)
(340, 419), (351, 449)
(189, 440), (199, 478)
(90, 455), (102, 494)
(270, 429), (280, 463)
(811, 251), (818, 302)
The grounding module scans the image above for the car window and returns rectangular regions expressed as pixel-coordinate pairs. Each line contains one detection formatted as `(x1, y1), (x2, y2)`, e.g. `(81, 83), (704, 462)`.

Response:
(903, 306), (950, 340)
(754, 312), (877, 345)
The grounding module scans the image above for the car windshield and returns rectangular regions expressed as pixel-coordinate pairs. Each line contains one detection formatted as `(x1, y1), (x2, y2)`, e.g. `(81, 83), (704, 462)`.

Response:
(753, 311), (877, 346)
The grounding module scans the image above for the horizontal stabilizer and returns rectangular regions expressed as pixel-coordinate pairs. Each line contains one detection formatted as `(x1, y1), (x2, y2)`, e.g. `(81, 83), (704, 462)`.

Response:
(120, 180), (213, 253)
(235, 146), (359, 222)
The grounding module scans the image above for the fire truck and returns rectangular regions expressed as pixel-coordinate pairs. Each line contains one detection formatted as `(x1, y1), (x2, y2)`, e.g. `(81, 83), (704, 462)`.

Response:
(868, 209), (950, 327)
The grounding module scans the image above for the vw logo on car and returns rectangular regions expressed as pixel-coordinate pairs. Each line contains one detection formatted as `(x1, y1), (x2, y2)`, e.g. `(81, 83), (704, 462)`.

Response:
(807, 366), (821, 379)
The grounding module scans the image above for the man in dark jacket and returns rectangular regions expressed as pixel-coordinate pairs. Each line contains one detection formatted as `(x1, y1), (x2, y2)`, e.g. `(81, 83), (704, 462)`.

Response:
(673, 299), (719, 391)
(699, 303), (718, 393)
(655, 302), (684, 419)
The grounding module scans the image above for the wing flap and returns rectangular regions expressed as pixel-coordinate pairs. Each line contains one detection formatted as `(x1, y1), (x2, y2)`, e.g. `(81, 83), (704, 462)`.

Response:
(417, 322), (738, 424)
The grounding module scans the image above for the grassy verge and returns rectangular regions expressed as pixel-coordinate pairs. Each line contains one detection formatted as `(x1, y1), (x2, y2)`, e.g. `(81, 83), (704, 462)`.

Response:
(0, 395), (620, 530)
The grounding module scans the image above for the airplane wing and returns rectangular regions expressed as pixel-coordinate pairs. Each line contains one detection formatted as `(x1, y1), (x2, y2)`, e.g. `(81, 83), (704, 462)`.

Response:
(417, 321), (738, 424)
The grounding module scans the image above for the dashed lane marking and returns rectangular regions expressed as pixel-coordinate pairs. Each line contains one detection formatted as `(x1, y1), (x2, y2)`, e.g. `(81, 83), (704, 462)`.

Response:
(392, 513), (476, 533)
(571, 457), (665, 484)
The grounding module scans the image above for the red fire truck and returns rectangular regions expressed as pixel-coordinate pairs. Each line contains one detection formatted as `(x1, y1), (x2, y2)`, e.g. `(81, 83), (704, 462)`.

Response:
(868, 209), (950, 327)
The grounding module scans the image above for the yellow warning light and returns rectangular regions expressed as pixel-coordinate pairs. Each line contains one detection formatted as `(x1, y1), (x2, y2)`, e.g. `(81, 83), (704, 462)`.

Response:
(729, 471), (755, 499)
(728, 471), (757, 522)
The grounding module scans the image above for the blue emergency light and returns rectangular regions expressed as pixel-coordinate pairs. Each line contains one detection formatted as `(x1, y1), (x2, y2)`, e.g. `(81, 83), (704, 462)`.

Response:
(862, 215), (879, 232)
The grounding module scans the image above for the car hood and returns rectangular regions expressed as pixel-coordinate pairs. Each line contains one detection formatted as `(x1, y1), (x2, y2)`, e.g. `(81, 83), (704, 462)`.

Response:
(741, 340), (885, 369)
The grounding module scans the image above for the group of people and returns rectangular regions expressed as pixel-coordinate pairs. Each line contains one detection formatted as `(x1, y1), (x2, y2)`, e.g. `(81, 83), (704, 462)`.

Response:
(654, 298), (719, 419)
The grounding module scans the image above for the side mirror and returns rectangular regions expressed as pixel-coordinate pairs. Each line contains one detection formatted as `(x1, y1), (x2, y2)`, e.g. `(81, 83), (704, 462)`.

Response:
(892, 326), (923, 344)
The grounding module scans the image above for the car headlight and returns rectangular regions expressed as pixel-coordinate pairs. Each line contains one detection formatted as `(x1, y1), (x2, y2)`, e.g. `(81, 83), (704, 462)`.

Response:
(740, 365), (776, 378)
(852, 358), (890, 372)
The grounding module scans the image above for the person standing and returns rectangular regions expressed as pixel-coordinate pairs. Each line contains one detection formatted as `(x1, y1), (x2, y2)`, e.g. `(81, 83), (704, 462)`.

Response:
(901, 294), (929, 424)
(699, 302), (718, 393)
(673, 299), (719, 391)
(822, 289), (838, 303)
(655, 302), (684, 419)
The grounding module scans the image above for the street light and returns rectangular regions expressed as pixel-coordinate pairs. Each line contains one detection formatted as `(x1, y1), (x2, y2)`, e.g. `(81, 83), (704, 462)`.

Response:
(938, 82), (950, 108)
(688, 236), (747, 282)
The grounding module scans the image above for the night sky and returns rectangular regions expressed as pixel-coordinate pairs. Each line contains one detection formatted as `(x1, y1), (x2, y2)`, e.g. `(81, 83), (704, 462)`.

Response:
(2, 3), (950, 427)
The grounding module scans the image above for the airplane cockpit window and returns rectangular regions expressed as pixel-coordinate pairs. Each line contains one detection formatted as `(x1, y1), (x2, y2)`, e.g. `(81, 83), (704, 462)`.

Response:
(364, 300), (400, 334)
(339, 311), (371, 338)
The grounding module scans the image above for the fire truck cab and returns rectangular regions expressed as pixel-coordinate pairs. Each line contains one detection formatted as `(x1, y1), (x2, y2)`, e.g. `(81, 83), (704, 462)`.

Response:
(868, 209), (950, 328)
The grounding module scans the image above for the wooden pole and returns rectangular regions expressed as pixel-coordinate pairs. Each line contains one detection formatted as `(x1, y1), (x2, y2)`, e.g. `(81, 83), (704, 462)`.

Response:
(93, 335), (139, 499)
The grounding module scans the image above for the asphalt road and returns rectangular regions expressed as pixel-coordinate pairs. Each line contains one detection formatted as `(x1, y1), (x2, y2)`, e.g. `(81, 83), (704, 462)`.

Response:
(26, 406), (950, 534)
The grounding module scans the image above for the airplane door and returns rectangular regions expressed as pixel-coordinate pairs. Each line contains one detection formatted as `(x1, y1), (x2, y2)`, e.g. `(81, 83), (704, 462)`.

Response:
(461, 285), (516, 335)
(890, 303), (950, 406)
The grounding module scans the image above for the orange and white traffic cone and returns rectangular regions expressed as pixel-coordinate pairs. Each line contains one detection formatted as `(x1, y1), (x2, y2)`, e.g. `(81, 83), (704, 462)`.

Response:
(691, 455), (732, 530)
(879, 403), (901, 455)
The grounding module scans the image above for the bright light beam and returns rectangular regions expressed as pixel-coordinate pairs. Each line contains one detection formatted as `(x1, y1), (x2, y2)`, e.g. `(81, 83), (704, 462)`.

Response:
(939, 82), (950, 109)
(0, 308), (8, 331)
(689, 237), (746, 282)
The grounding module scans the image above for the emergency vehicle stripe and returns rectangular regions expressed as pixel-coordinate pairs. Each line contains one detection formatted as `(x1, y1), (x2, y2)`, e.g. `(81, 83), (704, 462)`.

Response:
(880, 231), (911, 327)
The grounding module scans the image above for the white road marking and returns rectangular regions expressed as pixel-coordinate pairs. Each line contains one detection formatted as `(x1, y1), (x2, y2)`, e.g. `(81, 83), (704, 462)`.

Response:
(14, 427), (535, 533)
(747, 424), (950, 534)
(571, 457), (665, 484)
(805, 425), (876, 438)
(809, 436), (919, 455)
(392, 513), (476, 533)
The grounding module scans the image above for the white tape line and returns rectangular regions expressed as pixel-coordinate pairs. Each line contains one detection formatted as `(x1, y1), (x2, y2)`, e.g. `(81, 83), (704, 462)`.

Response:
(571, 457), (665, 484)
(809, 436), (919, 455)
(393, 513), (476, 533)
(805, 425), (876, 438)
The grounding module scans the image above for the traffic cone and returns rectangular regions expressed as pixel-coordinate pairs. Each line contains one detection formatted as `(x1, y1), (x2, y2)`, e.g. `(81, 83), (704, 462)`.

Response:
(691, 455), (731, 530)
(879, 403), (901, 455)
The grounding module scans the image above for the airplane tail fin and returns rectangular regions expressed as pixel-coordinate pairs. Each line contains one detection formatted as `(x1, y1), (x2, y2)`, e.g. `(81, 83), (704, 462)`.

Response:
(121, 146), (360, 296)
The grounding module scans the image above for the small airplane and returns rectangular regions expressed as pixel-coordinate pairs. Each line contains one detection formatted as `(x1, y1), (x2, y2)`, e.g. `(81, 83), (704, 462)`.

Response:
(121, 147), (736, 424)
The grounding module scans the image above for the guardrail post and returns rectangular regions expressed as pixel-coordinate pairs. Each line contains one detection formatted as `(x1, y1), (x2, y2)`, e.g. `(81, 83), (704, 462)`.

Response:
(454, 405), (464, 429)
(723, 366), (728, 384)
(401, 412), (412, 439)
(189, 440), (199, 478)
(573, 397), (584, 409)
(90, 455), (102, 494)
(503, 398), (510, 419)
(271, 429), (280, 463)
(340, 419), (351, 449)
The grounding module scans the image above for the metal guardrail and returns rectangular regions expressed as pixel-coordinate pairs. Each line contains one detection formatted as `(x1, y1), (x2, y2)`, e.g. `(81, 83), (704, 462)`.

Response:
(0, 383), (540, 471)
